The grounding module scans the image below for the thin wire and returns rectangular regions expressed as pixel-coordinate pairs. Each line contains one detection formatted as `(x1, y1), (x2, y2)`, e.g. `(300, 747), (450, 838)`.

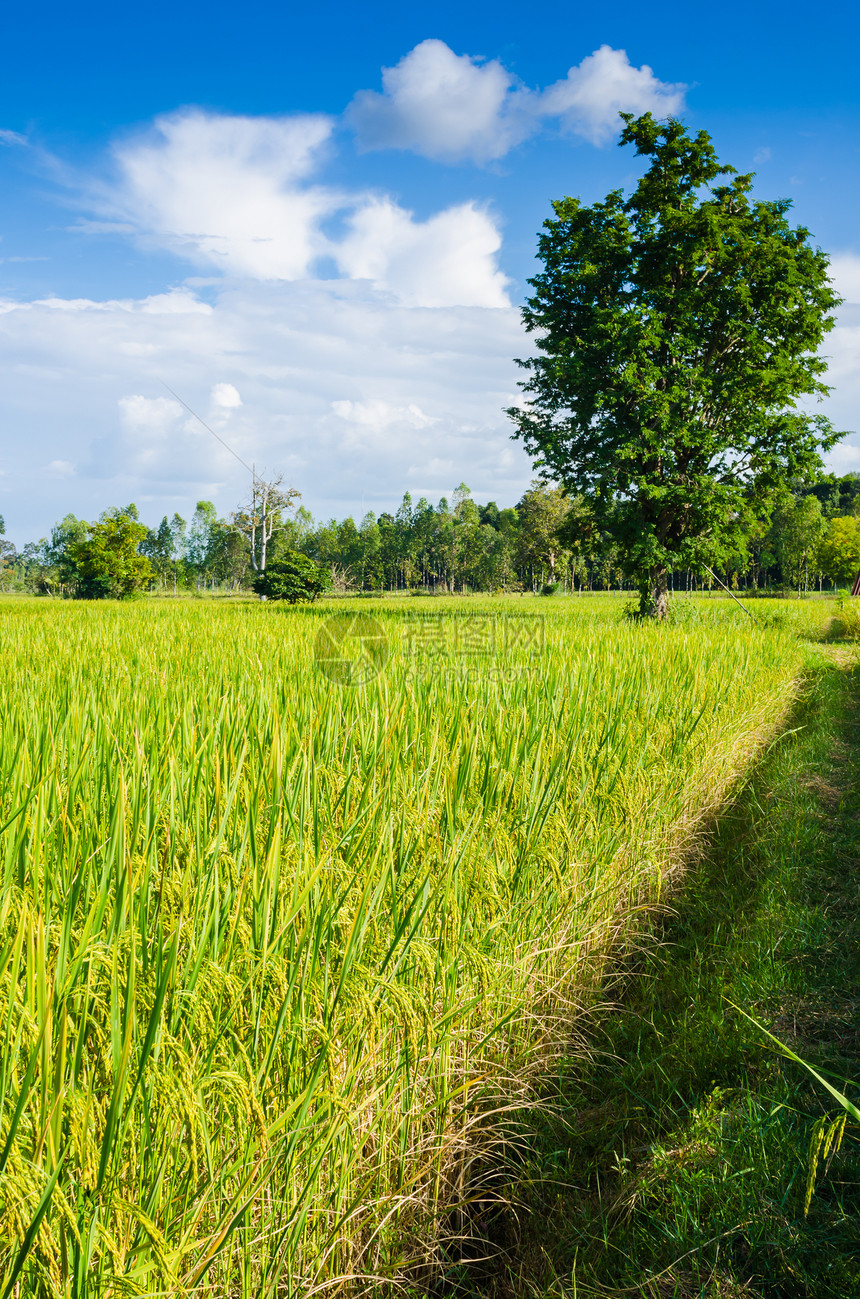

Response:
(701, 564), (758, 624)
(160, 381), (255, 476)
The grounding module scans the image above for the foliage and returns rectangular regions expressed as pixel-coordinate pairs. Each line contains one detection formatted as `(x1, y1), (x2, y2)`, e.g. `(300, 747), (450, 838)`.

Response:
(69, 506), (153, 599)
(141, 512), (186, 590)
(771, 492), (827, 591)
(0, 596), (823, 1295)
(817, 515), (860, 585)
(0, 514), (16, 590)
(516, 482), (571, 583)
(12, 474), (860, 600)
(508, 113), (842, 616)
(251, 550), (331, 602)
(805, 470), (860, 518)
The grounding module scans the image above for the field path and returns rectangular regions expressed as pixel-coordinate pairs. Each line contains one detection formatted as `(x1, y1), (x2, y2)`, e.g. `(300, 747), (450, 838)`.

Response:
(483, 636), (860, 1299)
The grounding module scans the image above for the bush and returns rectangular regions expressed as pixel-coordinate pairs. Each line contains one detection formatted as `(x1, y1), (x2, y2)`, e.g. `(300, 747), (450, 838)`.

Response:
(71, 510), (153, 600)
(252, 553), (332, 604)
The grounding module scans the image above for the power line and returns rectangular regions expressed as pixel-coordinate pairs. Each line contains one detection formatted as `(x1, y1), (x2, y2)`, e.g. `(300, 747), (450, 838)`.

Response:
(160, 381), (255, 476)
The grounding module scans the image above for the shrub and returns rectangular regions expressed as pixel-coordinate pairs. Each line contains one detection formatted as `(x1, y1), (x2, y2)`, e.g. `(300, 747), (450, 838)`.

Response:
(252, 552), (332, 603)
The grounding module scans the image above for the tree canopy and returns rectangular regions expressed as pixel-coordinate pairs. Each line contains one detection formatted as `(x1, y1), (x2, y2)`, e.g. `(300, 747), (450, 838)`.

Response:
(508, 113), (843, 616)
(70, 507), (153, 600)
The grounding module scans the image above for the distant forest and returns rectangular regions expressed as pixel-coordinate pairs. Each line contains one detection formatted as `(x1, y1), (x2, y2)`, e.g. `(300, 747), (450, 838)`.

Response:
(3, 473), (860, 597)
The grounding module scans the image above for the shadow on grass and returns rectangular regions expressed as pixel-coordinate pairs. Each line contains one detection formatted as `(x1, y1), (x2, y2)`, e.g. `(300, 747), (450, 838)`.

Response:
(457, 649), (860, 1299)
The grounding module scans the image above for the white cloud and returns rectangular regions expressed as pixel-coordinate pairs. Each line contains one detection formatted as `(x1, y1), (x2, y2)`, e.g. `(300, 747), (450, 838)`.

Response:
(538, 46), (687, 145)
(85, 106), (510, 308)
(0, 279), (531, 538)
(335, 198), (510, 307)
(118, 393), (182, 432)
(347, 39), (532, 164)
(829, 254), (860, 306)
(2, 270), (859, 541)
(109, 395), (217, 483)
(828, 440), (860, 472)
(332, 399), (435, 428)
(332, 398), (436, 452)
(407, 455), (455, 480)
(0, 129), (27, 147)
(103, 108), (335, 279)
(46, 460), (76, 478)
(347, 40), (687, 162)
(4, 288), (212, 316)
(819, 257), (860, 449)
(211, 382), (242, 409)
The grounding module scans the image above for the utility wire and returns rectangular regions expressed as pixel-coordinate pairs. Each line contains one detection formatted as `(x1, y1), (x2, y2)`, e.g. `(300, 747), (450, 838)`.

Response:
(701, 564), (758, 624)
(160, 381), (255, 476)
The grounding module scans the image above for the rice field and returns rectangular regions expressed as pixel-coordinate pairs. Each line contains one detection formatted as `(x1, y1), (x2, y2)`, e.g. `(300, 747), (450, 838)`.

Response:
(0, 595), (830, 1296)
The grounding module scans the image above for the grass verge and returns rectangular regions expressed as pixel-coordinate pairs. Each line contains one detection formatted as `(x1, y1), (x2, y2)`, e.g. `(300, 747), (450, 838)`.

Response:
(482, 642), (860, 1299)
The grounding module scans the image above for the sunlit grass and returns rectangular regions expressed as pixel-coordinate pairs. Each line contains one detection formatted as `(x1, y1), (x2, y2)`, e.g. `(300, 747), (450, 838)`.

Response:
(0, 594), (832, 1295)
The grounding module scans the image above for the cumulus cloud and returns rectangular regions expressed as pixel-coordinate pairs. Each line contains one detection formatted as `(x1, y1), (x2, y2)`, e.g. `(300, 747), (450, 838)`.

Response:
(118, 394), (183, 436)
(2, 270), (859, 542)
(347, 39), (532, 164)
(538, 45), (687, 145)
(335, 198), (510, 307)
(347, 39), (687, 162)
(106, 394), (217, 483)
(0, 279), (531, 538)
(102, 109), (335, 278)
(211, 382), (242, 409)
(85, 106), (510, 307)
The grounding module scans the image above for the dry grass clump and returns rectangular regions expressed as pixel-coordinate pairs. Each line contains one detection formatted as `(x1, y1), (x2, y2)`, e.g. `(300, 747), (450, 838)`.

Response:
(0, 595), (826, 1295)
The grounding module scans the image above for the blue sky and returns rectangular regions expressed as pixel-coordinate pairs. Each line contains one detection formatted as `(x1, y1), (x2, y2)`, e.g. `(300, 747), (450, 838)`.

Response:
(2, 0), (860, 541)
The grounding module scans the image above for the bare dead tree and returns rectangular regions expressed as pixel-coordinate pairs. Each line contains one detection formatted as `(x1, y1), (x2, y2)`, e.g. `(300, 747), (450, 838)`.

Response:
(232, 472), (300, 572)
(329, 562), (357, 595)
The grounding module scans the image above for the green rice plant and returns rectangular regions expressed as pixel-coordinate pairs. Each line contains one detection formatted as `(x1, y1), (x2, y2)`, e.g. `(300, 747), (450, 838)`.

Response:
(838, 596), (860, 639)
(732, 1002), (859, 1216)
(0, 595), (832, 1296)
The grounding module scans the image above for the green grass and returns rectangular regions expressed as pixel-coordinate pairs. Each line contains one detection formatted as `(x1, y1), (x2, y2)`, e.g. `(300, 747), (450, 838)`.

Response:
(0, 595), (832, 1296)
(492, 638), (860, 1298)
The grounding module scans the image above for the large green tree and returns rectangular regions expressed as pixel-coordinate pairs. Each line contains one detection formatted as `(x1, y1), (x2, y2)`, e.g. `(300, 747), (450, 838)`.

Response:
(508, 113), (842, 616)
(71, 507), (153, 599)
(516, 482), (571, 586)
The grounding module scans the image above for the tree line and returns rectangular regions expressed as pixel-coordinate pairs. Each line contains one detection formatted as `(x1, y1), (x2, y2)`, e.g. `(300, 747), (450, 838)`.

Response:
(1, 471), (860, 600)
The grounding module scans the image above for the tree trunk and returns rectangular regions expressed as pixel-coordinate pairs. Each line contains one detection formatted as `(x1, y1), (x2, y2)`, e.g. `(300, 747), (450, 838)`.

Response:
(639, 567), (669, 619)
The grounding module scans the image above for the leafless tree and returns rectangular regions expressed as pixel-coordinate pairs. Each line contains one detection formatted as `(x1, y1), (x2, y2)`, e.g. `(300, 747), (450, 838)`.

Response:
(232, 472), (300, 572)
(328, 562), (357, 595)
